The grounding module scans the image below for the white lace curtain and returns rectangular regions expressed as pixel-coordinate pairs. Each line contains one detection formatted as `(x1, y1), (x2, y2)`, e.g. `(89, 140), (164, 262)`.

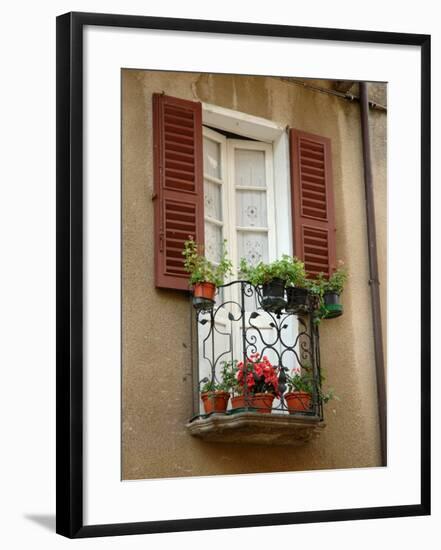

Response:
(203, 135), (269, 267)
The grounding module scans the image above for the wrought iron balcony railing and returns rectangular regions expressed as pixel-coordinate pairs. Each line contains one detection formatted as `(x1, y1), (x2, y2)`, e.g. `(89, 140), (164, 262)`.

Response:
(189, 280), (325, 426)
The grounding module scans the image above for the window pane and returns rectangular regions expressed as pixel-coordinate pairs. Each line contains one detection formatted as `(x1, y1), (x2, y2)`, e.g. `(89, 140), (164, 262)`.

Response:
(205, 221), (222, 263)
(236, 188), (267, 228)
(235, 149), (266, 187)
(204, 179), (222, 221)
(203, 137), (221, 179)
(237, 231), (268, 266)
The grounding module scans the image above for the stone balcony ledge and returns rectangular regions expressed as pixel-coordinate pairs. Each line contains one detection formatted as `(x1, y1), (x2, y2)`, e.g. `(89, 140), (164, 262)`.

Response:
(186, 412), (325, 446)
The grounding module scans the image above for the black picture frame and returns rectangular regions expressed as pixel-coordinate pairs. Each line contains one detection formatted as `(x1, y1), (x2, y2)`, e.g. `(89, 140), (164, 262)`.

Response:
(56, 11), (431, 538)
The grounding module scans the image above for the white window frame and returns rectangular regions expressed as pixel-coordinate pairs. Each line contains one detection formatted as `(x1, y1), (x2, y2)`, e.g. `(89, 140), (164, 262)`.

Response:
(202, 102), (293, 259)
(198, 105), (297, 414)
(202, 128), (277, 305)
(202, 126), (228, 269)
(226, 138), (276, 274)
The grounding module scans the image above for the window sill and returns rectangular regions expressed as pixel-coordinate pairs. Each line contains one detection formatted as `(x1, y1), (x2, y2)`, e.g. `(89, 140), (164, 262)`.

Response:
(186, 412), (325, 446)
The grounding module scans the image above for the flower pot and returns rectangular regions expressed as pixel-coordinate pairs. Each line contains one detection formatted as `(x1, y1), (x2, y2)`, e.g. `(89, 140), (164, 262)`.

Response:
(231, 393), (274, 413)
(285, 391), (312, 413)
(193, 282), (216, 300)
(323, 292), (343, 319)
(286, 287), (309, 314)
(201, 391), (230, 414)
(231, 394), (251, 410)
(192, 282), (216, 310)
(251, 393), (275, 413)
(261, 278), (286, 312)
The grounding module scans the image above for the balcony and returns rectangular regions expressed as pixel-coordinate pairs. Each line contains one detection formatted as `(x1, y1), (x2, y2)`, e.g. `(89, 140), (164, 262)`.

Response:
(186, 280), (327, 446)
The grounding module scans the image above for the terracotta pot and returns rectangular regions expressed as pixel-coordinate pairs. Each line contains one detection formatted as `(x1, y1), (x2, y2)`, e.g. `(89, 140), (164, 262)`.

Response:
(231, 395), (248, 409)
(251, 393), (275, 413)
(193, 282), (216, 301)
(285, 391), (312, 413)
(201, 391), (230, 414)
(231, 393), (274, 413)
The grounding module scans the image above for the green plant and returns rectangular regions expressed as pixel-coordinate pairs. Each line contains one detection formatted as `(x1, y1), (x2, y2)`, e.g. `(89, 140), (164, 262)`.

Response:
(219, 359), (240, 394)
(199, 378), (221, 393)
(200, 360), (242, 395)
(316, 369), (339, 403)
(282, 256), (308, 288)
(304, 273), (327, 323)
(306, 262), (348, 297)
(239, 255), (305, 287)
(286, 366), (338, 404)
(200, 377), (232, 393)
(183, 237), (233, 287)
(305, 263), (348, 323)
(239, 258), (267, 286)
(319, 387), (337, 404)
(305, 272), (327, 299)
(285, 372), (314, 394)
(325, 262), (348, 295)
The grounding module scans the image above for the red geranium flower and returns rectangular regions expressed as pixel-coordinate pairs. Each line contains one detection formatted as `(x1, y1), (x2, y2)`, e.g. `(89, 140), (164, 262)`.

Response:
(236, 353), (279, 396)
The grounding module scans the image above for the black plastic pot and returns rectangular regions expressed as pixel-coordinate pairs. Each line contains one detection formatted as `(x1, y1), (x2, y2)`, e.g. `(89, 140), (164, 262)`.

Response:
(323, 292), (343, 318)
(192, 296), (215, 312)
(286, 287), (309, 314)
(261, 278), (287, 312)
(324, 292), (340, 305)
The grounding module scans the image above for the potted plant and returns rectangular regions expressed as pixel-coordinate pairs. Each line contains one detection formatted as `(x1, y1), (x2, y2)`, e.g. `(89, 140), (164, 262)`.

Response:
(183, 237), (232, 310)
(306, 273), (327, 323)
(223, 360), (249, 410)
(283, 256), (310, 314)
(306, 262), (348, 322)
(199, 378), (230, 415)
(199, 359), (240, 414)
(231, 353), (280, 413)
(239, 258), (289, 313)
(285, 367), (337, 413)
(284, 371), (314, 412)
(322, 262), (348, 318)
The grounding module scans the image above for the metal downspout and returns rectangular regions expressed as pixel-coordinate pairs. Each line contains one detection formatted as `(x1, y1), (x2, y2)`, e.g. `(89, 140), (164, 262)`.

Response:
(359, 82), (387, 466)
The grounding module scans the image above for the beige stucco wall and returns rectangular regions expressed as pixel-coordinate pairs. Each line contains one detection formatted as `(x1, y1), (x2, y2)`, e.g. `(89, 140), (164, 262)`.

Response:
(122, 71), (387, 479)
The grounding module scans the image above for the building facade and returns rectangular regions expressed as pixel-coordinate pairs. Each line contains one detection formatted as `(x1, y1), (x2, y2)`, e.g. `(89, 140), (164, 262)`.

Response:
(122, 70), (387, 479)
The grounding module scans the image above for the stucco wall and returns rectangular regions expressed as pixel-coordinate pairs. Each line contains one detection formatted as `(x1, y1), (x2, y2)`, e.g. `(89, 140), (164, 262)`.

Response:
(122, 70), (387, 479)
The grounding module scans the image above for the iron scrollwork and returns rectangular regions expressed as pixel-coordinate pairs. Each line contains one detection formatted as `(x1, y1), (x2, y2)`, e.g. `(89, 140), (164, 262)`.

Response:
(194, 280), (324, 420)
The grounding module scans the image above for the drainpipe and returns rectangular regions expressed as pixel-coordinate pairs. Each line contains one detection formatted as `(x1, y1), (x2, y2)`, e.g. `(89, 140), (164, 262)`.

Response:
(359, 82), (387, 467)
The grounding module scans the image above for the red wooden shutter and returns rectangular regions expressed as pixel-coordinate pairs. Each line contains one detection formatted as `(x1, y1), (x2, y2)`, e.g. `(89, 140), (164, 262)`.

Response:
(290, 129), (336, 278)
(153, 94), (204, 290)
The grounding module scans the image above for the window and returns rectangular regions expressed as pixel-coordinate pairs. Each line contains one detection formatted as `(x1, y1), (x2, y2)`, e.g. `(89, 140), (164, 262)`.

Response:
(152, 93), (338, 422)
(199, 127), (283, 399)
(152, 93), (336, 287)
(202, 126), (276, 275)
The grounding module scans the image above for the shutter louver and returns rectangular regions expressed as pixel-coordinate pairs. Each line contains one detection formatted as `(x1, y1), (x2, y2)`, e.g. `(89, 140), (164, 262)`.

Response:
(290, 129), (336, 278)
(153, 94), (204, 290)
